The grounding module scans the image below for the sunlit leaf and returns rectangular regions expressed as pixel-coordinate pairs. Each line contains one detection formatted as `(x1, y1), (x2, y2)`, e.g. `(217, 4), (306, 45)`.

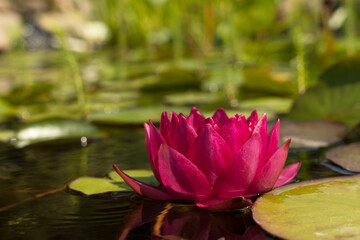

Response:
(68, 177), (131, 195)
(253, 175), (360, 240)
(325, 143), (360, 172)
(0, 99), (16, 116)
(163, 91), (225, 107)
(68, 169), (158, 195)
(13, 118), (101, 148)
(239, 97), (293, 114)
(0, 130), (15, 142)
(88, 106), (190, 125)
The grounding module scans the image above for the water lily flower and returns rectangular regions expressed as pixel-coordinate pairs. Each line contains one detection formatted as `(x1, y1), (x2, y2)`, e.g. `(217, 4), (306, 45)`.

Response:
(113, 108), (301, 209)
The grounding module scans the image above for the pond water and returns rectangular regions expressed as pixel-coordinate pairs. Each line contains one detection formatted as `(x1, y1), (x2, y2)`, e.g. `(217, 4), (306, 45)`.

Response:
(0, 126), (347, 240)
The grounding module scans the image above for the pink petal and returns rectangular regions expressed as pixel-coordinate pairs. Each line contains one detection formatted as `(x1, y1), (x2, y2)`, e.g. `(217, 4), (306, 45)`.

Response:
(264, 119), (279, 161)
(166, 112), (180, 148)
(219, 114), (251, 153)
(144, 121), (165, 183)
(274, 161), (301, 188)
(160, 111), (171, 143)
(172, 115), (197, 158)
(197, 117), (221, 133)
(158, 144), (212, 200)
(190, 124), (233, 184)
(252, 114), (268, 168)
(195, 197), (252, 210)
(112, 164), (175, 200)
(244, 139), (291, 196)
(212, 108), (229, 126)
(186, 107), (205, 132)
(213, 125), (264, 198)
(247, 110), (258, 132)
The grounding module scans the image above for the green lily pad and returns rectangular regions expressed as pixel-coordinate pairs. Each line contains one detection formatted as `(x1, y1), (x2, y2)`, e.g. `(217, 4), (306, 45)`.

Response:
(3, 83), (53, 105)
(253, 175), (360, 240)
(325, 143), (360, 172)
(68, 169), (157, 195)
(277, 120), (349, 149)
(0, 99), (16, 116)
(288, 56), (360, 128)
(319, 55), (360, 87)
(241, 67), (297, 98)
(163, 92), (224, 107)
(68, 177), (131, 195)
(88, 106), (190, 125)
(0, 130), (15, 142)
(239, 97), (293, 114)
(13, 117), (101, 148)
(140, 67), (202, 93)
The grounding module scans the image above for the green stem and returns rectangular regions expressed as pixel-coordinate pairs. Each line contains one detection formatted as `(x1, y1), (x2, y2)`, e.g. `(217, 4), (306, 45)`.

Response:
(171, 0), (183, 64)
(59, 34), (87, 117)
(345, 0), (356, 55)
(293, 27), (307, 94)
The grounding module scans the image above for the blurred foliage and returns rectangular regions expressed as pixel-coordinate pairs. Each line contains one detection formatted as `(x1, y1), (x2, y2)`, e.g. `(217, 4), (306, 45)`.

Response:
(288, 55), (360, 127)
(0, 0), (360, 142)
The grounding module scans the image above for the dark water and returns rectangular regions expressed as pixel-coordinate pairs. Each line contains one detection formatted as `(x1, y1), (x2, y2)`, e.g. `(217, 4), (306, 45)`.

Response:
(0, 127), (347, 240)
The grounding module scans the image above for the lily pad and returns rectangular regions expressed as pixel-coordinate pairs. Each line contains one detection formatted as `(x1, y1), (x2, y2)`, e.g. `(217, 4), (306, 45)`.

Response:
(88, 106), (190, 125)
(140, 67), (201, 93)
(0, 99), (16, 116)
(68, 169), (157, 195)
(13, 118), (101, 148)
(239, 97), (293, 114)
(325, 143), (360, 172)
(277, 120), (349, 149)
(0, 130), (15, 142)
(241, 67), (297, 98)
(288, 56), (360, 128)
(163, 92), (224, 107)
(253, 175), (360, 240)
(68, 177), (131, 195)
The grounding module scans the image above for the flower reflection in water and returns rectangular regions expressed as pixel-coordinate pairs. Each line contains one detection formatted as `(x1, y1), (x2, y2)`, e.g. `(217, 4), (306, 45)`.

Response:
(117, 200), (268, 240)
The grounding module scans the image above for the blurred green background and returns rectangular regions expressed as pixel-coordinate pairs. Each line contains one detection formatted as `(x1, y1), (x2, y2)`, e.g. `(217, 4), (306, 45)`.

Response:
(0, 0), (359, 138)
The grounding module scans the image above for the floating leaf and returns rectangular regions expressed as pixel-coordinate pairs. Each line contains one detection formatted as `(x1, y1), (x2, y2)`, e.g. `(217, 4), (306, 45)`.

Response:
(288, 56), (360, 128)
(68, 177), (131, 195)
(13, 118), (101, 148)
(68, 170), (158, 196)
(253, 175), (360, 240)
(319, 55), (360, 87)
(88, 106), (190, 125)
(108, 169), (158, 186)
(277, 120), (349, 149)
(3, 83), (53, 105)
(0, 99), (16, 116)
(163, 91), (225, 107)
(325, 143), (360, 172)
(239, 97), (293, 114)
(140, 67), (201, 93)
(241, 67), (297, 98)
(0, 130), (15, 142)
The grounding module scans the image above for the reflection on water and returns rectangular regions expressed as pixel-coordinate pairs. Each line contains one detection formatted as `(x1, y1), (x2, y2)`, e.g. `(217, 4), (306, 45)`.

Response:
(0, 129), (348, 239)
(119, 200), (267, 240)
